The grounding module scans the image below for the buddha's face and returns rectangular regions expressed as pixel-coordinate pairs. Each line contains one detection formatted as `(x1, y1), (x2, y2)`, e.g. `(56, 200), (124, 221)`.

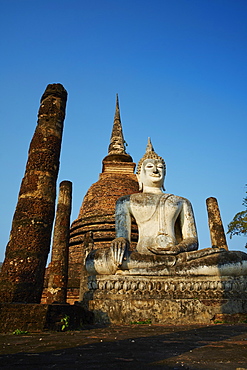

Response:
(138, 158), (165, 190)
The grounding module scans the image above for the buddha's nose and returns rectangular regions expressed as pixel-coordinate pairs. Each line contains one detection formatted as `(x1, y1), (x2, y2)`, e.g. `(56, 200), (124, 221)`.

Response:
(153, 167), (159, 173)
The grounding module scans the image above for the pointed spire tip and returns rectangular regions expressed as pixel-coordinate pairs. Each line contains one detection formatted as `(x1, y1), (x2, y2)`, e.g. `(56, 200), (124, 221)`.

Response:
(146, 137), (154, 152)
(103, 95), (133, 163)
(108, 94), (125, 155)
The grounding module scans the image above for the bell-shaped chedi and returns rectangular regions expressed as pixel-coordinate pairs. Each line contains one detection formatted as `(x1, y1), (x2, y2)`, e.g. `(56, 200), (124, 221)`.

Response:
(68, 95), (139, 303)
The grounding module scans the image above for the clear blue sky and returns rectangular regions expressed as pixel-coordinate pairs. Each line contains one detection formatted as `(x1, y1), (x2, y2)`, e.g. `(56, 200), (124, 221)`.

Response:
(0, 0), (246, 262)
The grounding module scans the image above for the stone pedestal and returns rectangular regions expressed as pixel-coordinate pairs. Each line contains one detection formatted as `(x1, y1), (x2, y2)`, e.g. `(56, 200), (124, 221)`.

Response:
(0, 303), (93, 333)
(84, 275), (247, 325)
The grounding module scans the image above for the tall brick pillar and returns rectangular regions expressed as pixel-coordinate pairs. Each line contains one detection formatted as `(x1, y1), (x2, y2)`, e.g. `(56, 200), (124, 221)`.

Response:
(0, 83), (67, 303)
(206, 197), (228, 250)
(47, 181), (72, 304)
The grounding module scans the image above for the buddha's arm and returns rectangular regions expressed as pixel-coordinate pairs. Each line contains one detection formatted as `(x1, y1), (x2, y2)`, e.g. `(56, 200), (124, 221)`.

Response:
(111, 196), (131, 266)
(115, 196), (132, 240)
(178, 199), (198, 252)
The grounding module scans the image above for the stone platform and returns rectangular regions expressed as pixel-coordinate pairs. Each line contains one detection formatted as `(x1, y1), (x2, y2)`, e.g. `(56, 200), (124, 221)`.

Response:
(84, 275), (247, 325)
(0, 303), (94, 333)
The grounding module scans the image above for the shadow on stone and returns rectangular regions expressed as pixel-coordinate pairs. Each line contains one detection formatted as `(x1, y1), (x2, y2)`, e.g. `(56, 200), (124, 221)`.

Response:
(0, 303), (94, 333)
(0, 324), (247, 369)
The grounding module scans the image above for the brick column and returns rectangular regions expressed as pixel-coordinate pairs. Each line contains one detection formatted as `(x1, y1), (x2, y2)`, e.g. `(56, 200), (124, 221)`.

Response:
(206, 197), (228, 250)
(0, 84), (67, 303)
(47, 181), (72, 304)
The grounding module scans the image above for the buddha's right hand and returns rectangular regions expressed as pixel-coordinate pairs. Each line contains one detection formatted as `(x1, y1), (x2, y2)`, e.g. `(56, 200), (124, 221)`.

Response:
(111, 237), (129, 267)
(148, 233), (178, 254)
(148, 244), (180, 255)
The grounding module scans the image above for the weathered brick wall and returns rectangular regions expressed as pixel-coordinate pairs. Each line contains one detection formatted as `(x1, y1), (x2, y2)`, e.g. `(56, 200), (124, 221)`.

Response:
(0, 84), (67, 303)
(46, 181), (72, 304)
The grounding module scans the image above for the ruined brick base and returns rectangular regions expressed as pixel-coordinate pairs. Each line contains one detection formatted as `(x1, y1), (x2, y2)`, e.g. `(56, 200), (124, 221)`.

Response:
(84, 275), (247, 325)
(0, 303), (94, 333)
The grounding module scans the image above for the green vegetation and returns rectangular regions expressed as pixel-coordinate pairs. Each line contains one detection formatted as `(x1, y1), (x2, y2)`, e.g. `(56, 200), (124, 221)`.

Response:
(227, 186), (247, 245)
(12, 329), (28, 335)
(60, 314), (70, 331)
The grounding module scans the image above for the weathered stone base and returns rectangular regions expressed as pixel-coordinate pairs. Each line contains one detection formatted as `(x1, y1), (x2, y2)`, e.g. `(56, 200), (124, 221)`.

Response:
(84, 275), (247, 325)
(0, 303), (94, 333)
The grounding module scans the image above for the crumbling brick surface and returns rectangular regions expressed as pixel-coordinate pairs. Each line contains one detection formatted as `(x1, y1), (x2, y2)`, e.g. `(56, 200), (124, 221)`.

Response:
(46, 181), (72, 304)
(206, 197), (228, 250)
(0, 84), (67, 303)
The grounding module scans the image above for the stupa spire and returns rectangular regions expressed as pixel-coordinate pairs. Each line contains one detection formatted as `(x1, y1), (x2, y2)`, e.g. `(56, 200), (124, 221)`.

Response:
(108, 94), (126, 155)
(103, 95), (133, 164)
(114, 93), (120, 121)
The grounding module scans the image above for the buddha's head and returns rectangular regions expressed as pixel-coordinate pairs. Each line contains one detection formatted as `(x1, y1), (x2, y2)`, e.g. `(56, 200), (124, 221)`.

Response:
(136, 138), (166, 192)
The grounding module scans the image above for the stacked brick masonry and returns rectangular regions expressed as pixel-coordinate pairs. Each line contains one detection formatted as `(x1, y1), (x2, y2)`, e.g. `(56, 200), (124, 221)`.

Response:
(0, 84), (67, 303)
(46, 181), (72, 304)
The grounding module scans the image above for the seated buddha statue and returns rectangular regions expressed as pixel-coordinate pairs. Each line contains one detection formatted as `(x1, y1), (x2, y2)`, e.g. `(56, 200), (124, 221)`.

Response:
(85, 139), (247, 276)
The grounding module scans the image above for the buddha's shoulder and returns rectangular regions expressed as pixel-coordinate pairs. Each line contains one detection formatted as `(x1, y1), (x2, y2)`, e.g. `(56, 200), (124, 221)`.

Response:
(117, 193), (192, 205)
(129, 192), (190, 200)
(168, 194), (189, 200)
(128, 192), (189, 203)
(116, 194), (131, 205)
(168, 194), (191, 204)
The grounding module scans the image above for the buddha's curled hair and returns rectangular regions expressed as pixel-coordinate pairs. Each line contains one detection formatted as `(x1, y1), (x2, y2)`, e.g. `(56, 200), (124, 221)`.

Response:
(136, 138), (166, 175)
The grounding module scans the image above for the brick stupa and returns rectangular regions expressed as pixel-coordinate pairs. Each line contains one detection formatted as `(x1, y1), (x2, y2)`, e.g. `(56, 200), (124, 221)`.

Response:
(67, 95), (139, 303)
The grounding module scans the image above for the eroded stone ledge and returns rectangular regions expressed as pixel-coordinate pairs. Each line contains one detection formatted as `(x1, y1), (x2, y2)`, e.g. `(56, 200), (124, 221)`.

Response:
(84, 275), (247, 325)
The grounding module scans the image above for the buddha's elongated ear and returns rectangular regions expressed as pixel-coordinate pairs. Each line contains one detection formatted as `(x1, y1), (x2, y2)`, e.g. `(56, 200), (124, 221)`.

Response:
(138, 182), (143, 191)
(162, 184), (166, 191)
(136, 174), (143, 191)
